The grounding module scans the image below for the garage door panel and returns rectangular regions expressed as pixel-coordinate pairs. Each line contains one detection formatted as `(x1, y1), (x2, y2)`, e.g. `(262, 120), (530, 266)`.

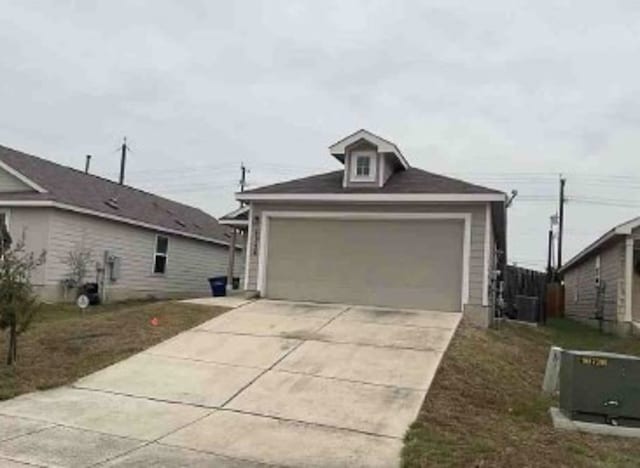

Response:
(265, 218), (464, 311)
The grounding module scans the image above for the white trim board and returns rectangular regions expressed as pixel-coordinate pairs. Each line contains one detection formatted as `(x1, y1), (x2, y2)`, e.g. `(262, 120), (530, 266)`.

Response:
(625, 236), (634, 323)
(219, 219), (249, 226)
(255, 210), (472, 310)
(482, 203), (491, 307)
(236, 192), (506, 202)
(243, 205), (254, 290)
(0, 160), (48, 193)
(0, 199), (237, 249)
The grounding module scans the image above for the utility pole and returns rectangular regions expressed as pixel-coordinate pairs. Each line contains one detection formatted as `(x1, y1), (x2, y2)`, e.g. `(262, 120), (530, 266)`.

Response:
(119, 137), (129, 185)
(547, 228), (553, 281)
(557, 177), (566, 274)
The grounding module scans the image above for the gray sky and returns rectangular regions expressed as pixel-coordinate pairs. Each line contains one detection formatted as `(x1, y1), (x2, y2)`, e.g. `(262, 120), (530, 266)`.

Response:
(2, 0), (640, 270)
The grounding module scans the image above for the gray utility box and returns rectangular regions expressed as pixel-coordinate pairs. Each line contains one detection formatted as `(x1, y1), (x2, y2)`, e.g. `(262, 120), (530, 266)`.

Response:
(560, 350), (640, 427)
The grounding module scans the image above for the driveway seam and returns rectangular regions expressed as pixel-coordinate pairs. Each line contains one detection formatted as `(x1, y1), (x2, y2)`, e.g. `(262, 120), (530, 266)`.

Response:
(153, 442), (287, 468)
(218, 306), (352, 409)
(87, 409), (217, 467)
(0, 423), (54, 445)
(219, 407), (403, 440)
(267, 368), (430, 392)
(68, 386), (220, 410)
(141, 351), (269, 370)
(187, 327), (448, 352)
(335, 317), (460, 330)
(0, 454), (48, 467)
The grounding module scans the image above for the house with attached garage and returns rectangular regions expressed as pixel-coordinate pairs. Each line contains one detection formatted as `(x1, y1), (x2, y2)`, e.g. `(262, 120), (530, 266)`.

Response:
(0, 145), (242, 303)
(560, 217), (640, 335)
(222, 129), (507, 327)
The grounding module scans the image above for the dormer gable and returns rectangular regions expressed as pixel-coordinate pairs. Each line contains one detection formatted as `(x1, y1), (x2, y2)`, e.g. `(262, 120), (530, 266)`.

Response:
(328, 129), (410, 189)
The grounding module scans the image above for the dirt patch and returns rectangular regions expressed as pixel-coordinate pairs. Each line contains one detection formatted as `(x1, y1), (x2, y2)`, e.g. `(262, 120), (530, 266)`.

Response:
(402, 319), (640, 467)
(0, 300), (229, 400)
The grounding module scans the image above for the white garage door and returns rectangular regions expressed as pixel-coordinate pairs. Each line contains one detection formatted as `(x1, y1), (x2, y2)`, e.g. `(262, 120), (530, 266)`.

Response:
(263, 217), (465, 311)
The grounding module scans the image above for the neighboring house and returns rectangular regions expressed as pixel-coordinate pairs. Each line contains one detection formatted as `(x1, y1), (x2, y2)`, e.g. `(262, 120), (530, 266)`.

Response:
(223, 129), (507, 326)
(0, 145), (242, 302)
(560, 217), (640, 334)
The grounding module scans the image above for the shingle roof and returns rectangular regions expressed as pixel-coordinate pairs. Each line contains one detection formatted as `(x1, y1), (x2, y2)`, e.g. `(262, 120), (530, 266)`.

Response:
(0, 145), (232, 245)
(241, 167), (503, 195)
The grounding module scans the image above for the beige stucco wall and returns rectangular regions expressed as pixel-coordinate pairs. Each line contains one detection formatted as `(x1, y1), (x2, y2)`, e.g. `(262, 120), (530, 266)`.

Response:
(2, 206), (242, 302)
(563, 239), (625, 324)
(245, 201), (492, 315)
(0, 167), (32, 192)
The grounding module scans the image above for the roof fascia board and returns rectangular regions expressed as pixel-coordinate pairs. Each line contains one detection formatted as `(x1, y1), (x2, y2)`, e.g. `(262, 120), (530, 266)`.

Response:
(0, 160), (48, 193)
(0, 199), (235, 248)
(219, 219), (249, 226)
(615, 216), (640, 235)
(236, 193), (506, 202)
(220, 205), (250, 220)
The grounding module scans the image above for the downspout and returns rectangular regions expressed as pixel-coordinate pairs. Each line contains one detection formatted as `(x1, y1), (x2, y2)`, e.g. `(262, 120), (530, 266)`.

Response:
(624, 236), (633, 323)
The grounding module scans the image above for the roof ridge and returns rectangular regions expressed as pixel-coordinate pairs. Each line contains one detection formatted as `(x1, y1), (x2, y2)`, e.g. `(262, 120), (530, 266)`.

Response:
(0, 144), (211, 215)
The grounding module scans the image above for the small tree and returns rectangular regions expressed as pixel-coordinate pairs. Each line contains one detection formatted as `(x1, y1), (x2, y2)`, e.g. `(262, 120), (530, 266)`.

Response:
(60, 248), (93, 296)
(0, 231), (46, 365)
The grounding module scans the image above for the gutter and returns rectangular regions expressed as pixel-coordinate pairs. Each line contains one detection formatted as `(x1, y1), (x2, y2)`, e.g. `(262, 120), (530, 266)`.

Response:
(235, 192), (507, 203)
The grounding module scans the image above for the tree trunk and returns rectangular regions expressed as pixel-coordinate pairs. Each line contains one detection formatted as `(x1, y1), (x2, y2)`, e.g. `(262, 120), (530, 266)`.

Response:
(6, 323), (17, 365)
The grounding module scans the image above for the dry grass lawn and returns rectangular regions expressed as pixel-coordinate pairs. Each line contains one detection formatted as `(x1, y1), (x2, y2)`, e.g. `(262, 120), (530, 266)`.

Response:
(0, 300), (228, 401)
(403, 319), (640, 468)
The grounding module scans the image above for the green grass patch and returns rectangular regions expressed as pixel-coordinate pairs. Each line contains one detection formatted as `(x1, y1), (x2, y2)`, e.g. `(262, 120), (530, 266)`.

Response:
(402, 318), (640, 467)
(0, 300), (228, 401)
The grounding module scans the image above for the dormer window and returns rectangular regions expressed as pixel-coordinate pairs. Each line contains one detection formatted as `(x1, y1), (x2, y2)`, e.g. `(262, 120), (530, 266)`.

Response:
(350, 151), (376, 182)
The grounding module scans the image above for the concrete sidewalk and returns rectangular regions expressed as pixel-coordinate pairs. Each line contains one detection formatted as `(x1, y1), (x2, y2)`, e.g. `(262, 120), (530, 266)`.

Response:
(0, 299), (461, 467)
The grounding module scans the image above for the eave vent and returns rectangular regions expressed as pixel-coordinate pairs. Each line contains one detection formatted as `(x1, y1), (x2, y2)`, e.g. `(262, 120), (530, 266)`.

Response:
(104, 198), (119, 209)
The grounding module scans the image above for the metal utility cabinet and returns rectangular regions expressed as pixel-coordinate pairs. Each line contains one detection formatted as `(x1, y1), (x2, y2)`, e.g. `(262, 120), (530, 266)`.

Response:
(560, 350), (640, 427)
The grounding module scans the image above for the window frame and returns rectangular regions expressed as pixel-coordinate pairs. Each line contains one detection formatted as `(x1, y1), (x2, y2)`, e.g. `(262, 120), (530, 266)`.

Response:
(0, 208), (10, 231)
(350, 151), (376, 182)
(152, 234), (169, 275)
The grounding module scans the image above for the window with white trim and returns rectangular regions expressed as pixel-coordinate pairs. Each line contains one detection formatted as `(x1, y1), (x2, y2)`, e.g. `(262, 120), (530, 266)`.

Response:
(153, 235), (169, 274)
(350, 151), (376, 182)
(0, 209), (8, 231)
(0, 209), (9, 255)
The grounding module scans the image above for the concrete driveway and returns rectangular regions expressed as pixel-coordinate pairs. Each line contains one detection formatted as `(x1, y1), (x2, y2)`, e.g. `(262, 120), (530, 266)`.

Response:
(0, 300), (461, 467)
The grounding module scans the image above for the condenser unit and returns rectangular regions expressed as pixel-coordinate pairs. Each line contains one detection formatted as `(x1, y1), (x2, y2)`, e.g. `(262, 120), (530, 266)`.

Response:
(559, 350), (640, 427)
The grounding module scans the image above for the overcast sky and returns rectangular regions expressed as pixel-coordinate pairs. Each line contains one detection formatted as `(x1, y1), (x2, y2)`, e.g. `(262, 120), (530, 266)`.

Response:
(2, 0), (640, 269)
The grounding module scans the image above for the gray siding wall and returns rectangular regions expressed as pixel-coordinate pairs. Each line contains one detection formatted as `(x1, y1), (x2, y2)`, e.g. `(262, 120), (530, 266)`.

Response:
(42, 209), (240, 301)
(245, 202), (490, 307)
(381, 154), (395, 185)
(3, 207), (51, 286)
(0, 167), (32, 192)
(564, 239), (624, 323)
(632, 229), (640, 322)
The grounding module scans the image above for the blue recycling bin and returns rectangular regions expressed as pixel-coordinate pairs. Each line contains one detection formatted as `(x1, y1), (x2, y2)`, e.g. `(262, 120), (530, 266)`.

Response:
(208, 276), (227, 297)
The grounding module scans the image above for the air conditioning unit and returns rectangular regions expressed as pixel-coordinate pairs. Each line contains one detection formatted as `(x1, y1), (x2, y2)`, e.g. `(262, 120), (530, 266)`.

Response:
(559, 350), (640, 427)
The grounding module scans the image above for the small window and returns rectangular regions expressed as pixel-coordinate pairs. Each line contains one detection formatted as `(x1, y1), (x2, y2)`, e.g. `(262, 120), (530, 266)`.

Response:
(350, 151), (376, 181)
(356, 156), (371, 176)
(153, 235), (169, 274)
